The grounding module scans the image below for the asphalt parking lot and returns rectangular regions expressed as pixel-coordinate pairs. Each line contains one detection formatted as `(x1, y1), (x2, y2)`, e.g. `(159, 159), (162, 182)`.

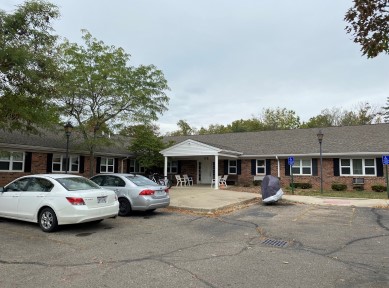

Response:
(1, 202), (388, 288)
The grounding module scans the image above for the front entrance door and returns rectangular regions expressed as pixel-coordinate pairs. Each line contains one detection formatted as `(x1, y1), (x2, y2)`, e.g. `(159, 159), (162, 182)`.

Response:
(198, 158), (213, 184)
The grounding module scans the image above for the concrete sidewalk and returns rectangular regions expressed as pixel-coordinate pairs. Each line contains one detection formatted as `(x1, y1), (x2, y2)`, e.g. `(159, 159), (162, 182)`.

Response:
(283, 194), (389, 208)
(168, 186), (389, 212)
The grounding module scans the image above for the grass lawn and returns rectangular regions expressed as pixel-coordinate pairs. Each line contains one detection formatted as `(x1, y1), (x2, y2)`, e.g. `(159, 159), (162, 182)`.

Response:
(285, 188), (389, 199)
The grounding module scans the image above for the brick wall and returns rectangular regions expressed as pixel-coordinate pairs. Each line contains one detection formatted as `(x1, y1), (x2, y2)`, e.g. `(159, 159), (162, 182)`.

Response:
(0, 152), (129, 186)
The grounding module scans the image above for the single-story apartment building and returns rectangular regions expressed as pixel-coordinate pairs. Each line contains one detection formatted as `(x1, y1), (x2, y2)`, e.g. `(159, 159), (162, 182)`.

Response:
(160, 124), (389, 191)
(0, 127), (135, 185)
(0, 124), (388, 191)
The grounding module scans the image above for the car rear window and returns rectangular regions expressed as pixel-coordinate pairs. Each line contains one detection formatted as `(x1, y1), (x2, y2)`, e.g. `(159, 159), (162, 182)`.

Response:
(56, 177), (101, 191)
(125, 175), (158, 186)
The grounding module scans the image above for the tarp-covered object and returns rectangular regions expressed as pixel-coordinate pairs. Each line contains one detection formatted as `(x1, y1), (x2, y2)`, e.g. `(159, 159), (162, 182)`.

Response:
(261, 175), (283, 204)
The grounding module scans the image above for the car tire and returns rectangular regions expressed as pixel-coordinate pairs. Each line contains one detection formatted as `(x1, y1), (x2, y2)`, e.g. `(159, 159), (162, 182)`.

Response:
(39, 207), (58, 233)
(118, 198), (131, 216)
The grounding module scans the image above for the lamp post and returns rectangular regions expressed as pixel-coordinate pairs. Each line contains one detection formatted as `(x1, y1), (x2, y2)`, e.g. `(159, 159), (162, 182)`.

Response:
(317, 129), (324, 194)
(64, 122), (73, 174)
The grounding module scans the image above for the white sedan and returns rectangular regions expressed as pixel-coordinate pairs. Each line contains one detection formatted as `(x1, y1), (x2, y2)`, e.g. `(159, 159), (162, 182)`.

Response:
(0, 174), (119, 232)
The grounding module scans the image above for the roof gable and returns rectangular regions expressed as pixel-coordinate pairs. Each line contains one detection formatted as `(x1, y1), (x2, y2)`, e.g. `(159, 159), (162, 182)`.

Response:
(161, 139), (222, 157)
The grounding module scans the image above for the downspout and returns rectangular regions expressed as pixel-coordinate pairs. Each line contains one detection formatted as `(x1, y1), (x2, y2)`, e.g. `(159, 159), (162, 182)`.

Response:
(276, 155), (280, 178)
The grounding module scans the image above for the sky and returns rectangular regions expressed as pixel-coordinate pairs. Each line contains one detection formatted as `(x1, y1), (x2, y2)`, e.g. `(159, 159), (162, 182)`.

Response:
(3, 0), (389, 133)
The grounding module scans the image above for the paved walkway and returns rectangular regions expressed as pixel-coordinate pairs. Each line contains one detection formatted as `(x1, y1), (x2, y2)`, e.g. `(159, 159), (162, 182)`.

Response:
(169, 186), (389, 212)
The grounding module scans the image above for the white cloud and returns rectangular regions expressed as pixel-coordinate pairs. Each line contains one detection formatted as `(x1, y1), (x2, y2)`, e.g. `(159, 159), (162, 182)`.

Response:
(4, 0), (389, 134)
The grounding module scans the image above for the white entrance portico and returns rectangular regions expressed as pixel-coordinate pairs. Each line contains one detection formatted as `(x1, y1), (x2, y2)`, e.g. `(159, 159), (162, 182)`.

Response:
(160, 139), (242, 189)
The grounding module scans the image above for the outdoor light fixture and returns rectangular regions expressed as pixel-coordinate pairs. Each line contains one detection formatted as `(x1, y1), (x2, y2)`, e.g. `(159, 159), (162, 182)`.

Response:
(317, 129), (324, 193)
(64, 121), (73, 174)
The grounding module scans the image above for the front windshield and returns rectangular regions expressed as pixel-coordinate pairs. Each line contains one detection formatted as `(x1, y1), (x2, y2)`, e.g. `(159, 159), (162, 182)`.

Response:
(56, 177), (101, 191)
(125, 175), (159, 186)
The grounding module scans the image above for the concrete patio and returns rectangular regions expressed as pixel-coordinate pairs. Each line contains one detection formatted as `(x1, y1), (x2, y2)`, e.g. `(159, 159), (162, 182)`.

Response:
(168, 185), (260, 213)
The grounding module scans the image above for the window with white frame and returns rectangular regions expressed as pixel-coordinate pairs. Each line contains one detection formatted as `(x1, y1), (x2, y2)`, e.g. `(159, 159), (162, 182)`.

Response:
(0, 151), (24, 171)
(340, 158), (375, 176)
(52, 154), (79, 172)
(256, 159), (266, 175)
(167, 160), (178, 174)
(129, 159), (145, 173)
(291, 159), (312, 175)
(101, 157), (115, 173)
(228, 160), (237, 174)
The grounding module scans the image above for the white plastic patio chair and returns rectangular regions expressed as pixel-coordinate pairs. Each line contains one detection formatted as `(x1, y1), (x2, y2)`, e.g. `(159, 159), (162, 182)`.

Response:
(183, 174), (193, 186)
(211, 176), (222, 187)
(219, 175), (228, 187)
(175, 175), (186, 187)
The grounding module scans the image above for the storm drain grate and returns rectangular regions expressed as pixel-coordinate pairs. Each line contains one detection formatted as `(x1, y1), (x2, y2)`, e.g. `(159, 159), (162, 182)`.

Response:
(262, 238), (289, 248)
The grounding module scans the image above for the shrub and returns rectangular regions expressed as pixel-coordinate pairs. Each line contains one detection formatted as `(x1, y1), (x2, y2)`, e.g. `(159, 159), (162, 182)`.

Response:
(289, 182), (312, 189)
(253, 180), (262, 186)
(353, 185), (364, 191)
(332, 183), (347, 191)
(371, 185), (386, 192)
(243, 183), (251, 187)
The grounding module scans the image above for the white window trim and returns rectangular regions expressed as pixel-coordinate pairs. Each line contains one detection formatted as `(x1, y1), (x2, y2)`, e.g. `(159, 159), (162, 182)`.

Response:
(129, 159), (145, 173)
(228, 160), (237, 175)
(0, 151), (25, 172)
(340, 158), (376, 176)
(52, 154), (79, 173)
(100, 157), (115, 173)
(291, 159), (312, 176)
(256, 159), (266, 175)
(167, 160), (178, 174)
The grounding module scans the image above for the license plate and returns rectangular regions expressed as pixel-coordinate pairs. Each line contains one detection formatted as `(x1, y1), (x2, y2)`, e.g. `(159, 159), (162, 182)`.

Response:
(155, 190), (164, 196)
(97, 196), (107, 203)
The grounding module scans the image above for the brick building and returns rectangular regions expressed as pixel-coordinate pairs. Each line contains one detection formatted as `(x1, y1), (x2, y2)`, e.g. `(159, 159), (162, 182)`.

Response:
(161, 124), (389, 191)
(1, 124), (389, 191)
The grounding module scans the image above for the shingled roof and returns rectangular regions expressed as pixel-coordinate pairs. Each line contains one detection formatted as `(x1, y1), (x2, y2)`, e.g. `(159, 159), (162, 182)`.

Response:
(0, 126), (131, 156)
(166, 124), (389, 157)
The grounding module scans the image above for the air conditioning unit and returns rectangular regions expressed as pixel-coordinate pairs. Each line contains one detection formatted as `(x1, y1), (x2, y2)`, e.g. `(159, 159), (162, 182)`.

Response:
(352, 177), (364, 185)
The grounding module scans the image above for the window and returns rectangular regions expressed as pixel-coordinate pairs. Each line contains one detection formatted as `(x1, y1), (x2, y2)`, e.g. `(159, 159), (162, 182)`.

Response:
(0, 151), (24, 171)
(228, 160), (237, 174)
(291, 159), (312, 175)
(340, 158), (375, 176)
(26, 178), (54, 192)
(167, 160), (178, 174)
(129, 159), (145, 173)
(256, 160), (266, 175)
(52, 154), (79, 173)
(101, 157), (115, 173)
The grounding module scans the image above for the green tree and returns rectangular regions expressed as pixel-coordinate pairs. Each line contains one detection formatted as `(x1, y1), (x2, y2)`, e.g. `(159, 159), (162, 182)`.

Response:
(340, 102), (380, 125)
(198, 124), (230, 134)
(302, 107), (343, 128)
(382, 97), (389, 122)
(345, 0), (389, 58)
(58, 30), (169, 176)
(0, 0), (61, 132)
(125, 124), (167, 171)
(260, 107), (301, 130)
(227, 118), (264, 133)
(168, 120), (197, 136)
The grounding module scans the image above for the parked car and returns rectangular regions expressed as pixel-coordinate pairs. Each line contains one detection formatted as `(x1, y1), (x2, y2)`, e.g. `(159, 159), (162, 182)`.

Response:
(90, 173), (170, 216)
(0, 174), (119, 232)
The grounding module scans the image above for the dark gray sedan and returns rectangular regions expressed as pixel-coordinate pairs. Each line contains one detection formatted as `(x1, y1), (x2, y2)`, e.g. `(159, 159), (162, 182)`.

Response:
(90, 174), (170, 216)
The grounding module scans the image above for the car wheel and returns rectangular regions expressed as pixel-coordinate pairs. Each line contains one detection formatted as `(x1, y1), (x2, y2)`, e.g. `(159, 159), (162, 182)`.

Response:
(118, 198), (131, 216)
(39, 207), (58, 232)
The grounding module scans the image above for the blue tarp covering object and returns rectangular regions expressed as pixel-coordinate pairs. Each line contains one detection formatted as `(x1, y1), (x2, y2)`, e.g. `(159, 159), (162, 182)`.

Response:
(261, 175), (283, 204)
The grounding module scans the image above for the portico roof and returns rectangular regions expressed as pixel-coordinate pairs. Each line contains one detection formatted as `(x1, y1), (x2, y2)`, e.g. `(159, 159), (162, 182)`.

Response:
(161, 139), (242, 158)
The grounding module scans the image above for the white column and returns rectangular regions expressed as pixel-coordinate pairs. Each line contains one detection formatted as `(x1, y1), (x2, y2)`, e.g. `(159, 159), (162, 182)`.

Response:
(164, 157), (168, 180)
(214, 155), (219, 189)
